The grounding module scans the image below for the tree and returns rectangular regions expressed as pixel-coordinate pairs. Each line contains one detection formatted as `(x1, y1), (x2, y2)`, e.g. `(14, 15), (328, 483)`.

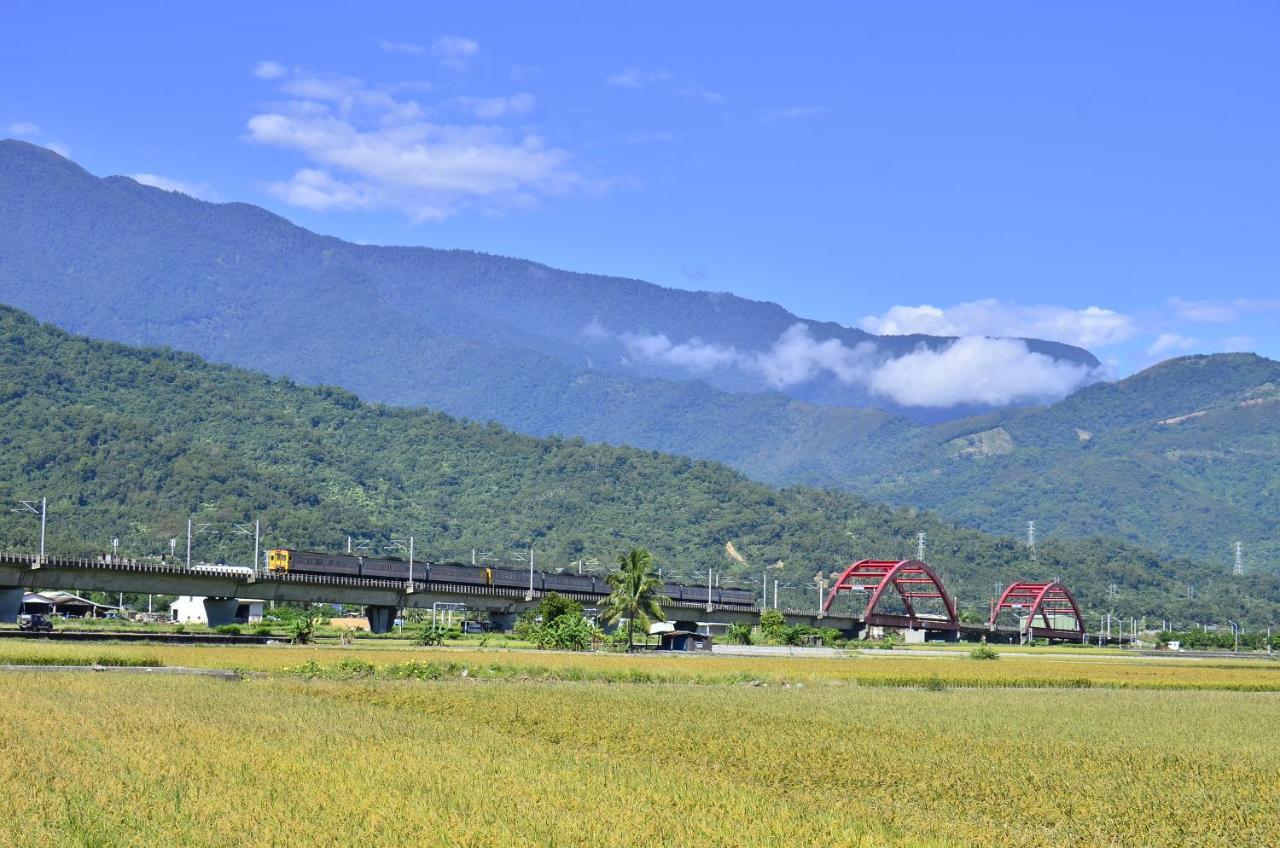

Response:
(725, 622), (753, 645)
(535, 592), (583, 626)
(599, 547), (669, 651)
(759, 608), (785, 640)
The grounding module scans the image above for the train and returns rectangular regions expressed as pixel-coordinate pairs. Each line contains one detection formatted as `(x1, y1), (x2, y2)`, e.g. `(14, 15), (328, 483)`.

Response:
(265, 548), (756, 605)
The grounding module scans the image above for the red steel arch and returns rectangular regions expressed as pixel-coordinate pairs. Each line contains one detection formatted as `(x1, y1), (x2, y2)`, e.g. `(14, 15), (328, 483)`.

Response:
(987, 581), (1085, 642)
(822, 559), (959, 631)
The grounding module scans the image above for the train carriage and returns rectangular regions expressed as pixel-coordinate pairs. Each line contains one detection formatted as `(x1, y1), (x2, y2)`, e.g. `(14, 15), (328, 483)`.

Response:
(488, 566), (532, 589)
(542, 572), (597, 594)
(427, 562), (490, 587)
(360, 557), (412, 581)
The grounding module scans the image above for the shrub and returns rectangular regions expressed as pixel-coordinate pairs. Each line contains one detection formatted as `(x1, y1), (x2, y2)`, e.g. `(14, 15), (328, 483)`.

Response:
(969, 644), (1001, 660)
(416, 625), (445, 647)
(289, 608), (324, 645)
(214, 624), (242, 635)
(759, 609), (786, 640)
(533, 616), (595, 651)
(724, 622), (753, 645)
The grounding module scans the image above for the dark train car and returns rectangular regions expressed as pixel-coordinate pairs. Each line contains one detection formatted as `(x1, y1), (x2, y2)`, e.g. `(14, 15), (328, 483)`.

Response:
(489, 566), (533, 589)
(268, 549), (361, 577)
(720, 587), (755, 606)
(360, 557), (412, 581)
(427, 562), (489, 586)
(542, 572), (597, 594)
(662, 582), (687, 602)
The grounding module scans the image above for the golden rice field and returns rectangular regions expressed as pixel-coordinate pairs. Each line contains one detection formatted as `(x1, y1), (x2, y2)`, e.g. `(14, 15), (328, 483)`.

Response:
(0, 664), (1277, 847)
(2, 639), (1279, 690)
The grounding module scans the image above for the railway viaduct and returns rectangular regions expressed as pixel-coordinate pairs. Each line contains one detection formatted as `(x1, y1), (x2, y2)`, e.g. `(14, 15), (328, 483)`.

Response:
(0, 553), (1086, 642)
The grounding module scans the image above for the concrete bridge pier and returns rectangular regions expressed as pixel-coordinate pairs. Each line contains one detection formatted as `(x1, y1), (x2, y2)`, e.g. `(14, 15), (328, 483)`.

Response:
(365, 605), (398, 635)
(202, 597), (240, 628)
(0, 587), (22, 623)
(488, 612), (518, 632)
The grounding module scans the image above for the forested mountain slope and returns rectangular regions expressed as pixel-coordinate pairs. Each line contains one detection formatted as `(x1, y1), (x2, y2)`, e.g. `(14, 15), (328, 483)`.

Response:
(0, 306), (1270, 621)
(860, 354), (1280, 569)
(0, 139), (1090, 482)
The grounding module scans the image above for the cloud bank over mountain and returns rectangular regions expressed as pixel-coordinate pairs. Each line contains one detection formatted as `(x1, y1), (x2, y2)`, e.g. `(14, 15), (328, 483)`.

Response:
(620, 323), (1100, 407)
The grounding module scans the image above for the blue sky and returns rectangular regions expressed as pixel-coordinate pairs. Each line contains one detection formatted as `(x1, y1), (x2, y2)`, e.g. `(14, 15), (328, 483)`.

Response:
(3, 1), (1277, 371)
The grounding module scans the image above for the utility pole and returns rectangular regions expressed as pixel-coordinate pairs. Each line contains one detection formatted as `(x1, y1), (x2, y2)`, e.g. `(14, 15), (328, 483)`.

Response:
(12, 497), (47, 563)
(707, 568), (714, 611)
(186, 518), (192, 568)
(234, 520), (261, 574)
(408, 535), (414, 587)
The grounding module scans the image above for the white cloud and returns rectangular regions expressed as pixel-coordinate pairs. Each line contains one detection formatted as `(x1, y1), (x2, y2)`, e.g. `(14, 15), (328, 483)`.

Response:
(618, 322), (1096, 407)
(673, 82), (725, 104)
(254, 61), (288, 80)
(1168, 296), (1280, 324)
(605, 68), (672, 88)
(606, 68), (725, 104)
(866, 337), (1096, 407)
(431, 35), (479, 70)
(454, 92), (536, 120)
(380, 39), (424, 55)
(1146, 333), (1198, 356)
(860, 299), (1135, 349)
(761, 105), (830, 122)
(622, 332), (742, 372)
(129, 173), (212, 200)
(6, 121), (40, 136)
(754, 324), (876, 387)
(248, 67), (600, 221)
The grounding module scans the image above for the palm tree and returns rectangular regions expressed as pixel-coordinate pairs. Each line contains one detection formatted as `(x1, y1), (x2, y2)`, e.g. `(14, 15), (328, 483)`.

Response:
(600, 547), (669, 651)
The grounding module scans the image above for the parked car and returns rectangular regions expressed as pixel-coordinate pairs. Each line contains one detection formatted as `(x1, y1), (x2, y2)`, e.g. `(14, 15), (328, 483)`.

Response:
(17, 613), (53, 633)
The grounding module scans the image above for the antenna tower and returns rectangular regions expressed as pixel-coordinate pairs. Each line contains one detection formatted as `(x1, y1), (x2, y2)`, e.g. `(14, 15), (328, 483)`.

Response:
(1233, 541), (1244, 577)
(1026, 520), (1038, 562)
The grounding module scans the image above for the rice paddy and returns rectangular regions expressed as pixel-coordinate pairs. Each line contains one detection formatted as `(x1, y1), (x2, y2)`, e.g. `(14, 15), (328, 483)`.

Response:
(1, 643), (1277, 846)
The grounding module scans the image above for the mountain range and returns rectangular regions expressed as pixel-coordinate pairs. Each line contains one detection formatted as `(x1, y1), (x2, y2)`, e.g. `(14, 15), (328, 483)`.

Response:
(1, 139), (1275, 571)
(0, 303), (1271, 621)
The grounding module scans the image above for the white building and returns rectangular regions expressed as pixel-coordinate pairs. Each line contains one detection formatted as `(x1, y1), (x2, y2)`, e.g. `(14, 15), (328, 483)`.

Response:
(170, 596), (264, 624)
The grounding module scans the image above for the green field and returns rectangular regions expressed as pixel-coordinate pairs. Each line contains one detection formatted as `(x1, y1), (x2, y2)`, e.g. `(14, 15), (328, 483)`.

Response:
(2, 644), (1278, 846)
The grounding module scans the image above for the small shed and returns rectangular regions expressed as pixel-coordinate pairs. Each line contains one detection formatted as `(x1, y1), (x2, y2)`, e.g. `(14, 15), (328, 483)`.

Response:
(656, 630), (713, 652)
(21, 591), (121, 618)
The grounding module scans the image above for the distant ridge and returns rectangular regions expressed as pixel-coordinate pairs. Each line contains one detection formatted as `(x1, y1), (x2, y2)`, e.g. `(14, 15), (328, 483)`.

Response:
(0, 302), (1267, 621)
(0, 138), (1093, 479)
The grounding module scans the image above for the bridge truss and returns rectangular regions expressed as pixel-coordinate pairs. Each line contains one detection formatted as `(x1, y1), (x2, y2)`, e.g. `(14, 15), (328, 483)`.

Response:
(821, 559), (959, 632)
(987, 581), (1085, 642)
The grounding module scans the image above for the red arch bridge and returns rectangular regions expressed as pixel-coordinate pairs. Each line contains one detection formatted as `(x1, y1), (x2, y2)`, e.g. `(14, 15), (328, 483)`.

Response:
(821, 559), (1086, 643)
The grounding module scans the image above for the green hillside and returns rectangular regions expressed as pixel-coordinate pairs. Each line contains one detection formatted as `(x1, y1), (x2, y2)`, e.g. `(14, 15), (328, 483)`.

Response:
(861, 354), (1280, 570)
(0, 305), (1273, 623)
